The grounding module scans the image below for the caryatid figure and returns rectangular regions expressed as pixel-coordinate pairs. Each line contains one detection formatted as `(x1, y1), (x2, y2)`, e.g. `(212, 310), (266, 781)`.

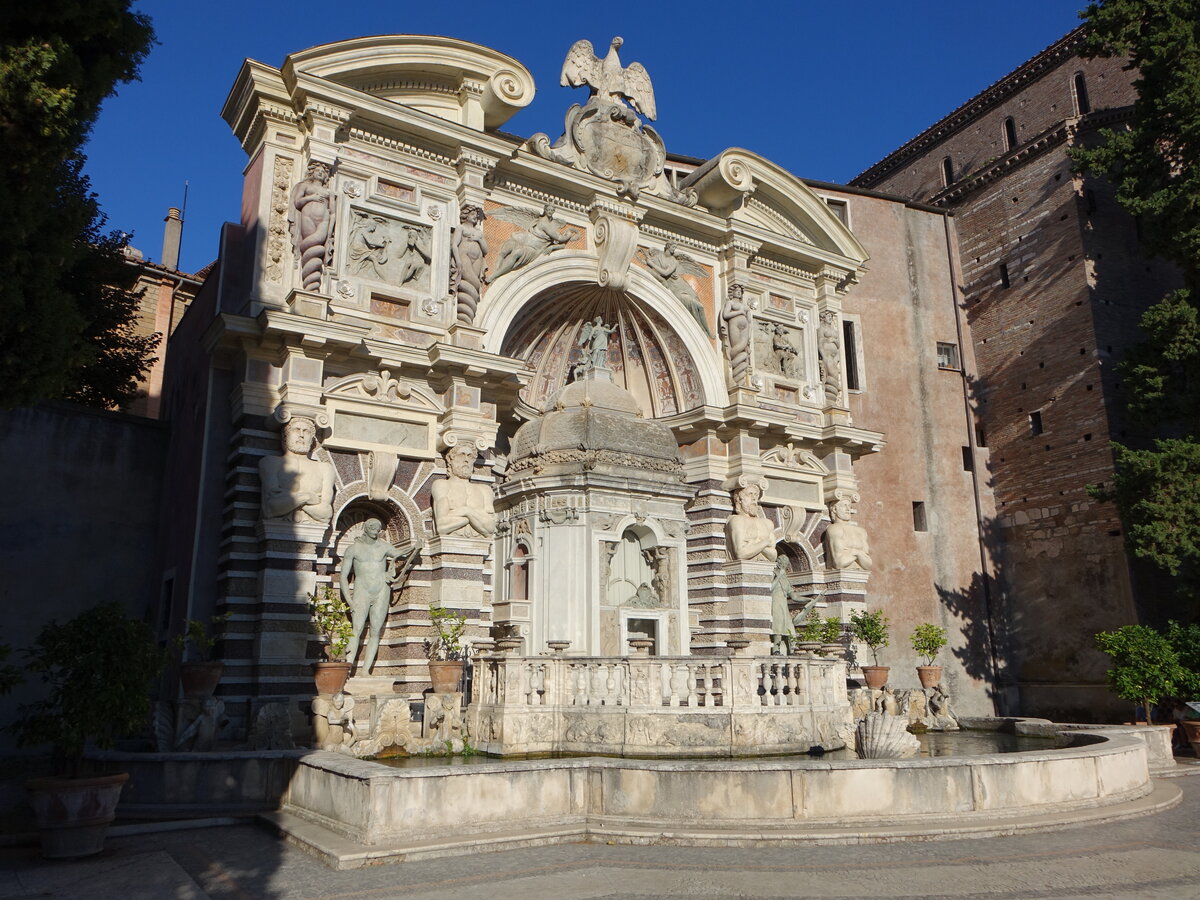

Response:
(725, 480), (779, 562)
(431, 443), (497, 538)
(824, 491), (873, 570)
(258, 417), (335, 524)
(340, 518), (421, 674)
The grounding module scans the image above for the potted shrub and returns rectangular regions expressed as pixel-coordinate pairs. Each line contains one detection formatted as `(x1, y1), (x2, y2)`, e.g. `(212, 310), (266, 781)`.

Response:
(1166, 620), (1200, 753)
(12, 603), (164, 858)
(425, 603), (467, 693)
(910, 623), (948, 688)
(176, 613), (229, 699)
(309, 585), (354, 695)
(850, 609), (890, 689)
(796, 610), (823, 654)
(1095, 624), (1185, 725)
(819, 617), (845, 658)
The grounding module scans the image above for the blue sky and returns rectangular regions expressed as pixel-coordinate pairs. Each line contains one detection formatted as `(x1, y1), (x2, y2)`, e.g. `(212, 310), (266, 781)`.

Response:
(86, 1), (1088, 273)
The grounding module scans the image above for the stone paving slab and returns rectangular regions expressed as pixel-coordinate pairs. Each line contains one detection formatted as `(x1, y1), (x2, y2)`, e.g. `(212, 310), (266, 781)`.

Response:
(2, 777), (1199, 898)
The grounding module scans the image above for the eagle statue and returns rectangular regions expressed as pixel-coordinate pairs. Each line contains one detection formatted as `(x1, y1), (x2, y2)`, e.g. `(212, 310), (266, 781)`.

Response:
(560, 36), (657, 121)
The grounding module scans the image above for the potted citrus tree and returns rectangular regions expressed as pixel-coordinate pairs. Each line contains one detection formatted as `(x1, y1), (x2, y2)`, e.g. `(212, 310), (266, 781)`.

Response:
(176, 613), (229, 699)
(819, 617), (845, 658)
(850, 609), (890, 689)
(425, 603), (467, 693)
(910, 623), (948, 688)
(309, 585), (354, 695)
(12, 603), (164, 858)
(796, 610), (823, 655)
(1095, 624), (1185, 725)
(1166, 620), (1200, 753)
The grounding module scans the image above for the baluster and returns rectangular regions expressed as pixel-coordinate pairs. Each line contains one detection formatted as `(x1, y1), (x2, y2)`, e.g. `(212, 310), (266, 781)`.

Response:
(589, 663), (604, 706)
(695, 664), (708, 707)
(563, 663), (577, 706)
(687, 664), (699, 707)
(605, 663), (616, 705)
(611, 664), (625, 706)
(575, 664), (588, 706)
(658, 661), (671, 706)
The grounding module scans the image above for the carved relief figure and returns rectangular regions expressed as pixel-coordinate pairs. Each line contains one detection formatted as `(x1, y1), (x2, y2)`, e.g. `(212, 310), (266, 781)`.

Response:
(489, 204), (580, 280)
(579, 317), (617, 369)
(725, 480), (779, 562)
(818, 309), (843, 404)
(824, 491), (873, 570)
(290, 161), (334, 292)
(770, 557), (800, 655)
(258, 417), (335, 524)
(642, 244), (712, 337)
(451, 205), (488, 323)
(719, 284), (751, 385)
(348, 212), (391, 279)
(431, 444), (497, 538)
(773, 324), (801, 378)
(396, 225), (432, 286)
(340, 518), (422, 674)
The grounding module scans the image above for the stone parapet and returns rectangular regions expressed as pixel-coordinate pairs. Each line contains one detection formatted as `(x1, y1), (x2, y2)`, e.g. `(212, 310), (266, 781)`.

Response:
(469, 654), (852, 756)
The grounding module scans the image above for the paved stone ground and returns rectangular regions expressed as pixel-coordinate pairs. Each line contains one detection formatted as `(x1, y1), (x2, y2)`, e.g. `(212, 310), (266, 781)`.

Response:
(3, 777), (1200, 899)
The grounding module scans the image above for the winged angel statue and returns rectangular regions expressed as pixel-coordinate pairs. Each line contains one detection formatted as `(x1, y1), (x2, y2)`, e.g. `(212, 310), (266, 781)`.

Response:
(560, 36), (656, 122)
(488, 203), (580, 280)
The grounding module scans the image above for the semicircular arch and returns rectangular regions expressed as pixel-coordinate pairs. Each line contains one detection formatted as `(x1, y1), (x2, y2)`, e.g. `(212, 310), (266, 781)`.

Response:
(478, 252), (727, 408)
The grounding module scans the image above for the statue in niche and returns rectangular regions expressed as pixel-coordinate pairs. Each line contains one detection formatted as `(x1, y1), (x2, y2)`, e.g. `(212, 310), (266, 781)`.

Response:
(720, 284), (752, 385)
(258, 417), (335, 524)
(396, 225), (431, 286)
(770, 557), (805, 655)
(348, 212), (391, 280)
(725, 480), (779, 562)
(489, 204), (579, 280)
(641, 244), (712, 337)
(450, 205), (488, 323)
(312, 691), (357, 751)
(290, 161), (334, 292)
(579, 317), (618, 370)
(773, 324), (801, 379)
(818, 309), (843, 404)
(431, 443), (497, 538)
(824, 491), (873, 571)
(341, 518), (423, 674)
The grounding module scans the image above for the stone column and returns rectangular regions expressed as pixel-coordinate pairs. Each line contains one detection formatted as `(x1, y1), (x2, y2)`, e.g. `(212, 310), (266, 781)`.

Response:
(721, 558), (775, 653)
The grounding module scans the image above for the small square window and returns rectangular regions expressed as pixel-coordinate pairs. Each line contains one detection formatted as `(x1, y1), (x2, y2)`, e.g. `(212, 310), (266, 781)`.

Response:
(937, 342), (960, 370)
(912, 501), (928, 532)
(825, 198), (849, 225)
(1030, 411), (1044, 435)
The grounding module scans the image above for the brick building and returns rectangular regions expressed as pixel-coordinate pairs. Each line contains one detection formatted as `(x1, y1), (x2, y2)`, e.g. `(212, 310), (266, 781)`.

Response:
(852, 27), (1180, 719)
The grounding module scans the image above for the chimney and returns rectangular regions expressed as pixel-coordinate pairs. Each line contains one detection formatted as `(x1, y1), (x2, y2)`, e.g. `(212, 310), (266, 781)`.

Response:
(161, 207), (183, 270)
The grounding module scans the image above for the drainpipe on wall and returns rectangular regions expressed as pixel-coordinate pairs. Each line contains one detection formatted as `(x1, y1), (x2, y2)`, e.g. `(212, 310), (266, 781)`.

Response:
(941, 210), (1003, 715)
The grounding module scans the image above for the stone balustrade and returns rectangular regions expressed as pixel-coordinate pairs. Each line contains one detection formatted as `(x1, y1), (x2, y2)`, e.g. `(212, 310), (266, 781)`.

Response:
(468, 654), (853, 757)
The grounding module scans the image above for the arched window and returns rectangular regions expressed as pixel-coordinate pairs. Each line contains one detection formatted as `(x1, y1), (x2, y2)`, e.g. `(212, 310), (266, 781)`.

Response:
(941, 156), (954, 186)
(1004, 117), (1018, 152)
(509, 543), (529, 601)
(1073, 72), (1091, 114)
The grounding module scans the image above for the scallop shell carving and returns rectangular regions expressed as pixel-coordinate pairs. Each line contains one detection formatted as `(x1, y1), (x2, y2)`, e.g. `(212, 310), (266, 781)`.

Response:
(855, 712), (920, 759)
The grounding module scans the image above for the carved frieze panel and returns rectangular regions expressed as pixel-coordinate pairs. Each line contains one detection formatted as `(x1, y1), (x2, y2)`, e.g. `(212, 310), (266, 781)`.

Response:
(343, 208), (432, 293)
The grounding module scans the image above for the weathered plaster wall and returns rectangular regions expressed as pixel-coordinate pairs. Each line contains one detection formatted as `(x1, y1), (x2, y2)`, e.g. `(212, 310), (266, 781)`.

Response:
(814, 186), (998, 716)
(0, 403), (168, 748)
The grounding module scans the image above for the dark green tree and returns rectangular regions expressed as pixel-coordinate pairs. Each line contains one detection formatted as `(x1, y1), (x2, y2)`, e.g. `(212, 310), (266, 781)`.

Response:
(1071, 0), (1200, 605)
(0, 4), (157, 408)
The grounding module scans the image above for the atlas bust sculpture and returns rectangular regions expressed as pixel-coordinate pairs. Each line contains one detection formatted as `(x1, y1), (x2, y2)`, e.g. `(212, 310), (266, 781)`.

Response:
(825, 491), (873, 570)
(431, 443), (497, 538)
(726, 479), (779, 562)
(258, 417), (335, 524)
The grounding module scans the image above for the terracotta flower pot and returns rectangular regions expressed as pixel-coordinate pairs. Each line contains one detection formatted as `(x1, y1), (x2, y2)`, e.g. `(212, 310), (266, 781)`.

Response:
(180, 660), (224, 699)
(916, 665), (943, 689)
(26, 772), (129, 859)
(861, 665), (890, 689)
(428, 659), (465, 694)
(313, 661), (352, 695)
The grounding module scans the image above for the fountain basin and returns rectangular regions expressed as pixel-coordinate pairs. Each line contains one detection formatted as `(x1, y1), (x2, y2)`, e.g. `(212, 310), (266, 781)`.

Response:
(272, 722), (1176, 868)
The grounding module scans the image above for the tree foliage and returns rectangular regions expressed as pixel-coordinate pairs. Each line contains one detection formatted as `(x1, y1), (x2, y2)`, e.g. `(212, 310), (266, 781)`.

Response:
(1095, 624), (1186, 721)
(0, 4), (157, 408)
(11, 603), (164, 775)
(1071, 1), (1200, 603)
